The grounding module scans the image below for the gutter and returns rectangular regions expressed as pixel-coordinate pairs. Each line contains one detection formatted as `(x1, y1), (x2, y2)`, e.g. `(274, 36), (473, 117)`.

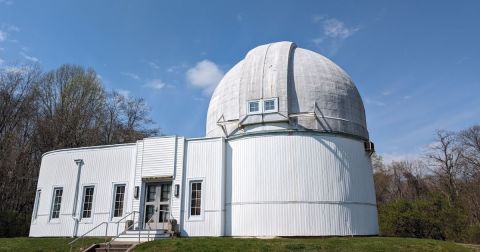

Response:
(72, 159), (84, 237)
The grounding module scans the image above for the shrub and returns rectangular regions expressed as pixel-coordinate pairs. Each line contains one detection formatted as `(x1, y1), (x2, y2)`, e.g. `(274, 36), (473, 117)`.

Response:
(379, 194), (467, 241)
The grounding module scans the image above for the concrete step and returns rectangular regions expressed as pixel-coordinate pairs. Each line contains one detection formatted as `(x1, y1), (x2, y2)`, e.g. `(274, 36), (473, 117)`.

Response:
(92, 242), (135, 252)
(113, 229), (170, 242)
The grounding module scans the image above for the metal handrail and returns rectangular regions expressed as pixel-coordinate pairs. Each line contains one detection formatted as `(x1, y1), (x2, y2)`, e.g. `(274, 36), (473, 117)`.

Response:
(68, 221), (108, 252)
(146, 209), (170, 241)
(107, 218), (142, 250)
(114, 211), (139, 237)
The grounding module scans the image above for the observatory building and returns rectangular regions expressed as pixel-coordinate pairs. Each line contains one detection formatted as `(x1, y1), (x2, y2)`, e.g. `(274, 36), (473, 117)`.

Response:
(29, 42), (378, 239)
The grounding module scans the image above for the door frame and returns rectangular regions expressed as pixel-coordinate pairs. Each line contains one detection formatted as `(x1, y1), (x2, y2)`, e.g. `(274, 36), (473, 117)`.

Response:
(142, 181), (172, 230)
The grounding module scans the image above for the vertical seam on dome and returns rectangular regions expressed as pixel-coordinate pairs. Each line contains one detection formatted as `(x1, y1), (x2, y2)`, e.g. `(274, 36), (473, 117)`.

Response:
(261, 44), (272, 123)
(261, 44), (273, 100)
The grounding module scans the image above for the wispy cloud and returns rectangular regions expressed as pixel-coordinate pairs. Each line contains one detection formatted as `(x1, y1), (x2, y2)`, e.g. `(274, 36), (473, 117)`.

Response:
(0, 31), (7, 42)
(2, 65), (31, 74)
(116, 89), (131, 98)
(20, 51), (39, 62)
(382, 152), (421, 164)
(0, 58), (4, 65)
(144, 79), (167, 90)
(1, 24), (20, 32)
(166, 63), (187, 73)
(322, 18), (359, 40)
(121, 72), (141, 81)
(236, 14), (243, 22)
(0, 0), (13, 5)
(311, 15), (361, 55)
(148, 61), (160, 70)
(186, 60), (224, 95)
(364, 97), (385, 107)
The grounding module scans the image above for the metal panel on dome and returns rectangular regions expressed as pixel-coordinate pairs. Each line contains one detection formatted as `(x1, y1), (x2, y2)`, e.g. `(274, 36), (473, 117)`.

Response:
(206, 41), (369, 139)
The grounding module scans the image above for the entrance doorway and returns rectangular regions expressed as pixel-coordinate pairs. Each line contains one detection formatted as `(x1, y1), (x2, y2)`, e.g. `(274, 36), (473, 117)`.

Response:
(144, 182), (171, 229)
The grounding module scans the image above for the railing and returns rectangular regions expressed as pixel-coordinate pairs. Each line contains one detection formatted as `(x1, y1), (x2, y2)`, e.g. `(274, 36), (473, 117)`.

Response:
(68, 221), (109, 252)
(147, 209), (170, 242)
(114, 211), (139, 237)
(106, 211), (141, 249)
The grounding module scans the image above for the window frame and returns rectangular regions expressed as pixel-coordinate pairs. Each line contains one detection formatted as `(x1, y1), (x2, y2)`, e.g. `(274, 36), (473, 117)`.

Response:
(247, 100), (262, 115)
(188, 179), (204, 221)
(80, 185), (96, 222)
(49, 187), (63, 221)
(32, 189), (41, 223)
(111, 183), (127, 219)
(263, 98), (278, 113)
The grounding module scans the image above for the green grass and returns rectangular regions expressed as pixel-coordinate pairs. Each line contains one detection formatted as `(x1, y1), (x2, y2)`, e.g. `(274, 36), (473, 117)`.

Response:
(0, 237), (105, 252)
(133, 237), (471, 252)
(0, 237), (474, 252)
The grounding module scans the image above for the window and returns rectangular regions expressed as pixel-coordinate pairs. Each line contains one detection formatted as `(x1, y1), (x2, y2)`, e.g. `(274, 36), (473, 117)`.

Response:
(247, 98), (278, 114)
(264, 99), (277, 112)
(50, 188), (63, 219)
(112, 184), (125, 218)
(248, 100), (261, 114)
(190, 181), (202, 216)
(33, 190), (41, 221)
(81, 186), (95, 219)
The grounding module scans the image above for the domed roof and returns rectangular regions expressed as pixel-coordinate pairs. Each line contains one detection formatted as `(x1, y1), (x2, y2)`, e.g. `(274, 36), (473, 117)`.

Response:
(206, 41), (369, 140)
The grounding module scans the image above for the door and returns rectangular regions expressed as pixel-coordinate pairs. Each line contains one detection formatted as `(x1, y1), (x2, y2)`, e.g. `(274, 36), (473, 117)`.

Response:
(144, 182), (171, 229)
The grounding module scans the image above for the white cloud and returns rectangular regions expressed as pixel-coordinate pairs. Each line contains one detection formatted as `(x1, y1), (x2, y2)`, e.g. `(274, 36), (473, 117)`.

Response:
(1, 24), (20, 32)
(144, 79), (166, 90)
(20, 52), (39, 62)
(381, 89), (394, 96)
(364, 97), (385, 107)
(7, 25), (20, 32)
(116, 89), (131, 98)
(322, 18), (359, 40)
(166, 63), (187, 73)
(186, 60), (224, 94)
(0, 58), (4, 65)
(236, 14), (243, 22)
(381, 152), (421, 164)
(2, 65), (30, 74)
(148, 61), (160, 70)
(311, 15), (361, 55)
(121, 72), (141, 81)
(0, 31), (7, 42)
(0, 0), (13, 5)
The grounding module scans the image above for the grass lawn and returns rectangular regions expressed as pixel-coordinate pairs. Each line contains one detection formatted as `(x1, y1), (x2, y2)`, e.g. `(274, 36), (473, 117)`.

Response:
(133, 237), (472, 252)
(0, 237), (105, 252)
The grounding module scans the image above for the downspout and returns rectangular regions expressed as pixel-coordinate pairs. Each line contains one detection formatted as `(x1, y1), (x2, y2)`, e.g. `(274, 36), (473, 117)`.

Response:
(72, 159), (84, 237)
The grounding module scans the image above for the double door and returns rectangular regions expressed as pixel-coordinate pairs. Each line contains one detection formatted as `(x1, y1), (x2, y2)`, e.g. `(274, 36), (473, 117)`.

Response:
(144, 182), (171, 229)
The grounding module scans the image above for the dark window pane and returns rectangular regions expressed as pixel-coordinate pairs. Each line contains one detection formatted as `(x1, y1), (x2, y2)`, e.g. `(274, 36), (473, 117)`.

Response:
(113, 185), (125, 217)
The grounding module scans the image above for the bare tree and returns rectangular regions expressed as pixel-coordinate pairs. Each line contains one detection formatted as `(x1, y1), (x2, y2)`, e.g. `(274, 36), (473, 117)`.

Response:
(426, 130), (462, 204)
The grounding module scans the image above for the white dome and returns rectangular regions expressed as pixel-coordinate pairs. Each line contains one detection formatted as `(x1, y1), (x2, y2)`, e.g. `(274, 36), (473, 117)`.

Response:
(206, 41), (368, 139)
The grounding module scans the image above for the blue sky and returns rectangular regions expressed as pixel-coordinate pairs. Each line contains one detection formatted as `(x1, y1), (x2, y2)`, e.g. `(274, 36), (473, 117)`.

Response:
(1, 0), (479, 162)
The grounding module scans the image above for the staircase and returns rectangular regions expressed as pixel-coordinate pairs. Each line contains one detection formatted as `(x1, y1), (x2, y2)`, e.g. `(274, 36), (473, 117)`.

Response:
(89, 242), (135, 252)
(113, 229), (170, 242)
(83, 230), (170, 252)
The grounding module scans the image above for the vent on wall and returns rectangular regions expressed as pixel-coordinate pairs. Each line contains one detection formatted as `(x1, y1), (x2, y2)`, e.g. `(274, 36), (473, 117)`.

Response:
(364, 141), (375, 155)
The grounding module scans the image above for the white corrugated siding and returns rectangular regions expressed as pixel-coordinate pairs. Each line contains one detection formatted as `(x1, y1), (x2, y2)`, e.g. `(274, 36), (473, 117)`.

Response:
(141, 137), (177, 177)
(29, 144), (136, 237)
(170, 137), (184, 223)
(225, 133), (378, 236)
(181, 138), (225, 237)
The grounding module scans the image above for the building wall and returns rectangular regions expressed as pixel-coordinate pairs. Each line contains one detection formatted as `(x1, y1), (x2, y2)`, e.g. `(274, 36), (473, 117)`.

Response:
(225, 133), (378, 236)
(29, 133), (378, 238)
(29, 144), (136, 237)
(132, 136), (181, 229)
(181, 137), (225, 237)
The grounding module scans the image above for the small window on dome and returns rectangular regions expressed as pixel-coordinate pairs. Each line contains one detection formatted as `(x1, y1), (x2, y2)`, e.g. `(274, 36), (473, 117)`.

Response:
(263, 99), (277, 112)
(263, 98), (278, 113)
(248, 100), (261, 114)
